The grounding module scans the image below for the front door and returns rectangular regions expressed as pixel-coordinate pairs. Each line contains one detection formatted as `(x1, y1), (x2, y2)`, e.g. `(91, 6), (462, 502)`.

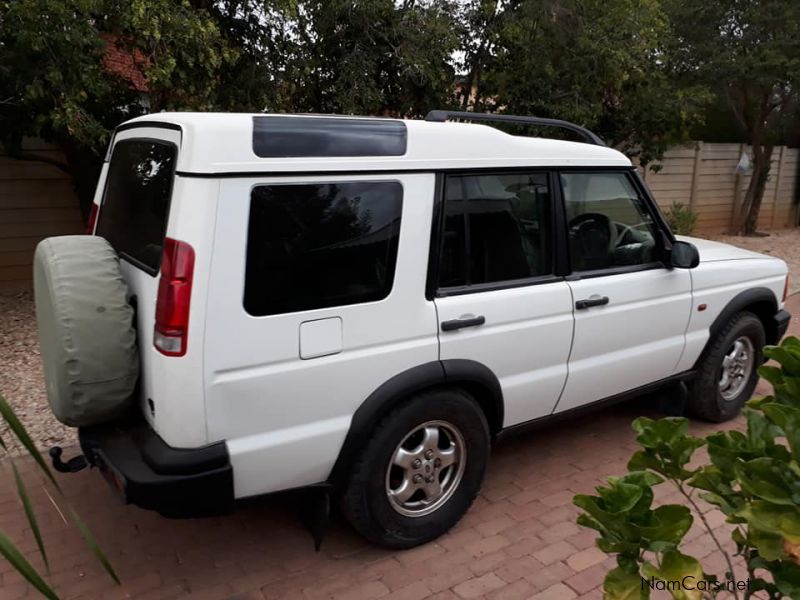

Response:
(433, 171), (574, 427)
(554, 170), (692, 414)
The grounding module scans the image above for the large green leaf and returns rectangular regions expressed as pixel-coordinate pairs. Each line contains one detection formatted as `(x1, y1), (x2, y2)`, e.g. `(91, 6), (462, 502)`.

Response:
(641, 551), (704, 600)
(0, 531), (58, 600)
(739, 501), (800, 543)
(604, 566), (649, 600)
(67, 507), (120, 585)
(736, 457), (800, 505)
(640, 505), (693, 549)
(762, 403), (800, 462)
(771, 560), (800, 598)
(0, 394), (59, 489)
(597, 481), (644, 515)
(749, 527), (785, 561)
(765, 345), (800, 377)
(10, 461), (49, 571)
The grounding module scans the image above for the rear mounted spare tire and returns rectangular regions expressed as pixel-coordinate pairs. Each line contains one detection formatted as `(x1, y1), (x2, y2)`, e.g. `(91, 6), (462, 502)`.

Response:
(33, 235), (139, 427)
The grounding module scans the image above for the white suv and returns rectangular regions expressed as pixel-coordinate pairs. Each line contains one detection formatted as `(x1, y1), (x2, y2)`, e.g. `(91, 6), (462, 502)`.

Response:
(34, 112), (790, 548)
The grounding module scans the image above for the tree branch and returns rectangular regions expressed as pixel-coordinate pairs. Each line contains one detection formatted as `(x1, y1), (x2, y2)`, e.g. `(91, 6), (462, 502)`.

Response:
(678, 484), (740, 600)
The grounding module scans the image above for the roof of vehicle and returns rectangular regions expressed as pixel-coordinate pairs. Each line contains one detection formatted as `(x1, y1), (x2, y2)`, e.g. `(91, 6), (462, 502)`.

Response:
(115, 112), (632, 174)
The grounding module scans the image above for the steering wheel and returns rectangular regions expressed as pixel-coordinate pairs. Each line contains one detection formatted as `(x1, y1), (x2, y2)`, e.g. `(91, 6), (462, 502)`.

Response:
(568, 212), (618, 254)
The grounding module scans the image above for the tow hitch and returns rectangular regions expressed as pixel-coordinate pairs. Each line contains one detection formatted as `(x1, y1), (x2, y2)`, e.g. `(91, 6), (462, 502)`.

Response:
(49, 446), (88, 473)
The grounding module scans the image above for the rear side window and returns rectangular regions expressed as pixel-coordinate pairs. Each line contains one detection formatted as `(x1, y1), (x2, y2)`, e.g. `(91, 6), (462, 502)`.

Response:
(438, 172), (552, 289)
(96, 139), (176, 274)
(244, 181), (403, 316)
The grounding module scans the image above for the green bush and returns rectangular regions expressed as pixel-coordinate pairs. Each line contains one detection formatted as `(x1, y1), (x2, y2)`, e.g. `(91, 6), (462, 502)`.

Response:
(575, 336), (800, 599)
(666, 202), (698, 235)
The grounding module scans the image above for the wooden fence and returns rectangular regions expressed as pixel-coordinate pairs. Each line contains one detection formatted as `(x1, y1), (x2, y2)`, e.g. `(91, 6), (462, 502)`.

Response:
(642, 142), (799, 234)
(0, 139), (83, 292)
(0, 139), (797, 292)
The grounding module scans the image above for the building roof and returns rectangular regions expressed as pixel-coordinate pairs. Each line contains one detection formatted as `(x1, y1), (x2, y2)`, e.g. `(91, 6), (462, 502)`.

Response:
(101, 34), (149, 93)
(115, 113), (631, 174)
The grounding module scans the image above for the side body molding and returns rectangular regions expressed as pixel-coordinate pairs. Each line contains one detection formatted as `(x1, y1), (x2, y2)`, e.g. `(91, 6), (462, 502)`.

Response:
(327, 359), (503, 489)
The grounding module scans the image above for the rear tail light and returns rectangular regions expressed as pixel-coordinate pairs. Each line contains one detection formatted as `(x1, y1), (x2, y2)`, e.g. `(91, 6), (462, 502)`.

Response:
(154, 238), (195, 357)
(784, 275), (790, 303)
(86, 203), (99, 234)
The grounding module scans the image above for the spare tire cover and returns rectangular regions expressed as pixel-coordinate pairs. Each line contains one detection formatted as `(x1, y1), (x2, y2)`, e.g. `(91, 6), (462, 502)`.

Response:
(33, 235), (139, 427)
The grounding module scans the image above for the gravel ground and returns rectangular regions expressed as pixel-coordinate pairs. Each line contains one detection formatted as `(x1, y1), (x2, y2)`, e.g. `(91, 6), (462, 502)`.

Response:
(0, 292), (74, 454)
(1, 229), (798, 453)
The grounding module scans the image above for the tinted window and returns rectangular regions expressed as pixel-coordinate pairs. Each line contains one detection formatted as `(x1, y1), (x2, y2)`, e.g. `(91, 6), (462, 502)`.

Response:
(245, 181), (403, 316)
(438, 172), (552, 288)
(252, 117), (407, 157)
(96, 139), (176, 273)
(561, 172), (658, 272)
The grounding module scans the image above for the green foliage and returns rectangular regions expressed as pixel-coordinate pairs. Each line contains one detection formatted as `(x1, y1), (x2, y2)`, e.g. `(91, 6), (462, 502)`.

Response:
(0, 394), (118, 598)
(665, 0), (800, 234)
(575, 336), (800, 599)
(665, 202), (698, 236)
(458, 0), (711, 164)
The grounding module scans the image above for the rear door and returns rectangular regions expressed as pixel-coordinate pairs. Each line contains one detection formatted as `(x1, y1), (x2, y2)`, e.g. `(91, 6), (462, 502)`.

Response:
(94, 127), (216, 448)
(433, 171), (574, 427)
(554, 170), (692, 414)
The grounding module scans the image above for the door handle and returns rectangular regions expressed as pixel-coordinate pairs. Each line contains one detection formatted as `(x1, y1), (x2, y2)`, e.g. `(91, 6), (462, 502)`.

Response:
(575, 296), (609, 310)
(441, 315), (486, 331)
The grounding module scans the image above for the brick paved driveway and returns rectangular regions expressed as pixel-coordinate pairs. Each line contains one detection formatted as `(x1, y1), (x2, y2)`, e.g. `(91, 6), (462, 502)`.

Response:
(2, 294), (798, 600)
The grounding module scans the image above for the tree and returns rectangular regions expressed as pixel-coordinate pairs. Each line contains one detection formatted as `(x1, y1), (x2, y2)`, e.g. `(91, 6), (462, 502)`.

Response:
(667, 0), (800, 235)
(281, 0), (459, 117)
(0, 0), (256, 216)
(458, 0), (710, 165)
(0, 1), (459, 215)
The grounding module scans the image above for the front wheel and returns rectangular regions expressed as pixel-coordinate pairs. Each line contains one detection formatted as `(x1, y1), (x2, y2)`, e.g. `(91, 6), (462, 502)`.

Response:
(688, 311), (765, 422)
(340, 389), (490, 548)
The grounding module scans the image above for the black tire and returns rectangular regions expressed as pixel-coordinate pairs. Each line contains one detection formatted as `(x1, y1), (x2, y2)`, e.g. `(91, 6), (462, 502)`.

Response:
(340, 388), (490, 549)
(687, 311), (765, 422)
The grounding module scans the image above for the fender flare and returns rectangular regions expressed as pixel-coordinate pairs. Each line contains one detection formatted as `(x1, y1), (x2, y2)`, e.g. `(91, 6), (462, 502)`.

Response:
(327, 359), (503, 489)
(698, 287), (779, 365)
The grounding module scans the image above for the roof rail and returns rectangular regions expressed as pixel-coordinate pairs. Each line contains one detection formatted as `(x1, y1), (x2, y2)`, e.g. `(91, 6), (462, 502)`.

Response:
(425, 110), (606, 147)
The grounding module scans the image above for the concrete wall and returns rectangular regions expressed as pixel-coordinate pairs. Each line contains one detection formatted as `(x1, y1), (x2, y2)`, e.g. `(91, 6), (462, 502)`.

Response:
(642, 142), (799, 234)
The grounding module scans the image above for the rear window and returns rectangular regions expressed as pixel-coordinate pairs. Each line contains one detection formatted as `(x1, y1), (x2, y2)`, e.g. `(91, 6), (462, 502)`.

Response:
(244, 181), (403, 316)
(96, 139), (177, 274)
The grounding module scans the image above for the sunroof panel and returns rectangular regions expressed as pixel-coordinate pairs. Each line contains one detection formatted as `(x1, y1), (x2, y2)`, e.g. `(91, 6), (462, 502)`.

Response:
(252, 116), (407, 158)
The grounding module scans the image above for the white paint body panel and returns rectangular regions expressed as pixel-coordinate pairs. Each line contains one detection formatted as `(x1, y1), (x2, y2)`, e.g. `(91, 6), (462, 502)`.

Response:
(556, 268), (692, 413)
(435, 282), (574, 426)
(205, 174), (438, 497)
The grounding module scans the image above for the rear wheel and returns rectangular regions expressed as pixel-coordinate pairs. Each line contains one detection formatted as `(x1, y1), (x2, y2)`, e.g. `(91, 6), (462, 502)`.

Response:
(340, 389), (490, 548)
(687, 312), (765, 422)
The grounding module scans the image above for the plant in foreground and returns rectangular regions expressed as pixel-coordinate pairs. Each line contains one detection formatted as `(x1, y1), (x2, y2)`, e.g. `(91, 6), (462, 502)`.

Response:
(0, 393), (118, 599)
(575, 336), (800, 599)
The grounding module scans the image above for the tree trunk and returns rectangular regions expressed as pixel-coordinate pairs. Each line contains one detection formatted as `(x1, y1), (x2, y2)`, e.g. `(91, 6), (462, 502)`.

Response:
(61, 141), (104, 223)
(738, 144), (774, 235)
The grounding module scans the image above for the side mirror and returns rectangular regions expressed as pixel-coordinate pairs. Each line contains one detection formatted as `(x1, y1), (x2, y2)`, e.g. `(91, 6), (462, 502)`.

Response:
(670, 240), (699, 269)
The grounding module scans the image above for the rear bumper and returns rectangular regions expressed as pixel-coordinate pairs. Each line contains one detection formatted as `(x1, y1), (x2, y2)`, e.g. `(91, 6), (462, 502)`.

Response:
(79, 418), (234, 518)
(775, 309), (791, 343)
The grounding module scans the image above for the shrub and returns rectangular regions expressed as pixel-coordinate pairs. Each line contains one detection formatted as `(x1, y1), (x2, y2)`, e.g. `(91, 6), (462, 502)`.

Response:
(666, 202), (698, 235)
(575, 336), (800, 599)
